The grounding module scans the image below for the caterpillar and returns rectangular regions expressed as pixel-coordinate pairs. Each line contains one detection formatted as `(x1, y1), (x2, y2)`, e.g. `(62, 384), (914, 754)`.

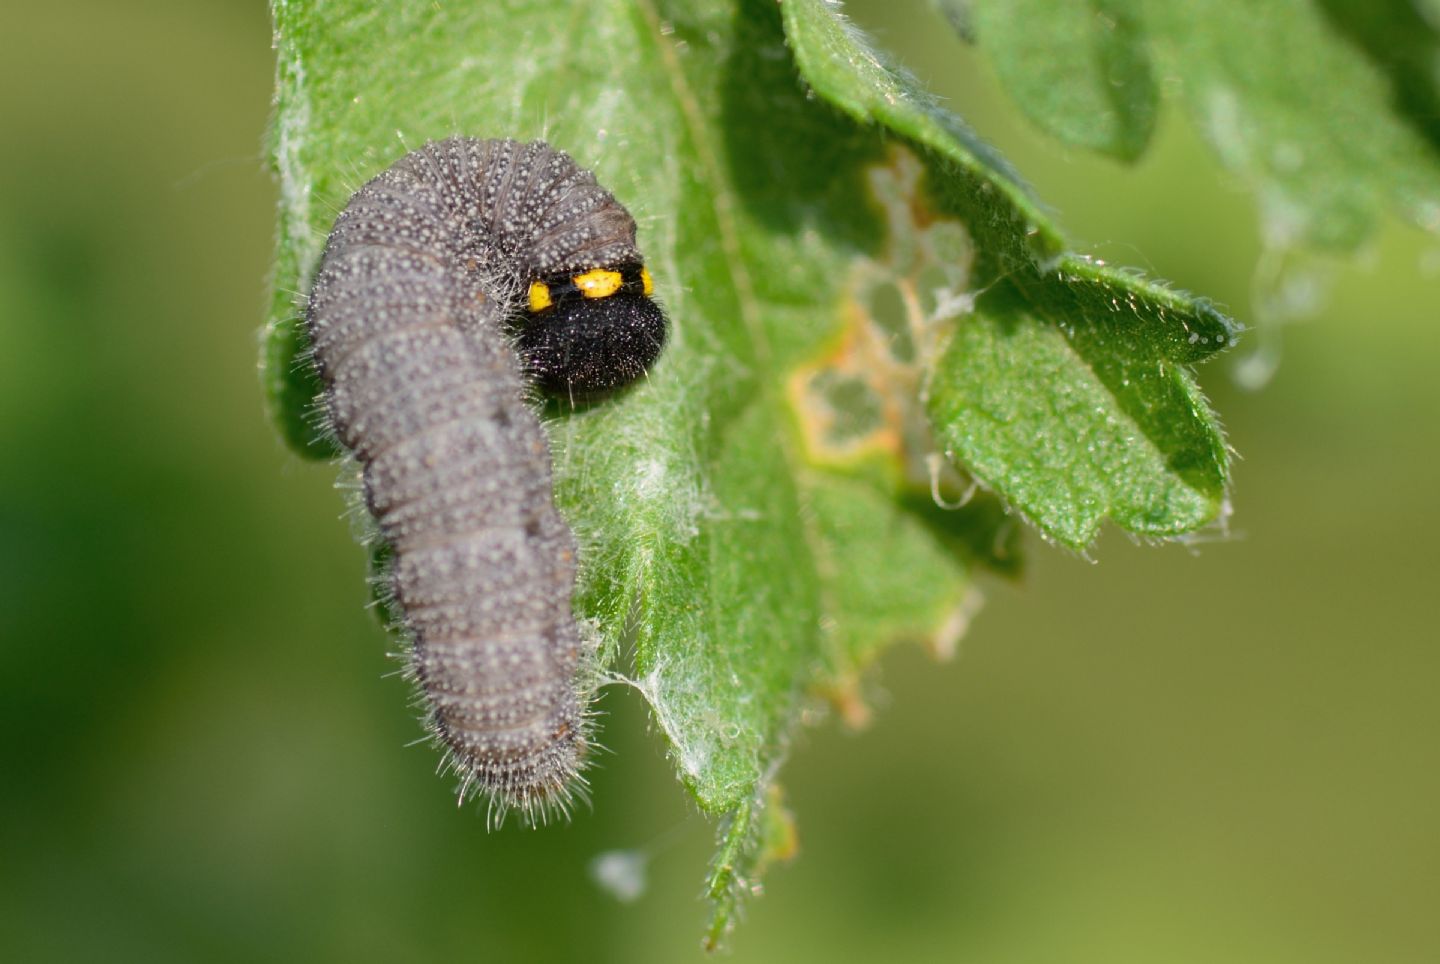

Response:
(304, 137), (668, 824)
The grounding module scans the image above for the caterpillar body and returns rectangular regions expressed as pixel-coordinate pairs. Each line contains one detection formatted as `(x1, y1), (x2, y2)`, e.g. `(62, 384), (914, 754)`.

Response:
(304, 137), (667, 823)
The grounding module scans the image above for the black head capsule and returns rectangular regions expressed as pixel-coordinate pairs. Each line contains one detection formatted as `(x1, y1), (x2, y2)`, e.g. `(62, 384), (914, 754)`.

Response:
(518, 263), (668, 399)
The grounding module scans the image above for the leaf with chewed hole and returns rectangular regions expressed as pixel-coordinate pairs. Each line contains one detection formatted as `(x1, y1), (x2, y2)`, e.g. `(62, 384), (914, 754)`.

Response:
(267, 0), (1237, 943)
(782, 0), (1237, 549)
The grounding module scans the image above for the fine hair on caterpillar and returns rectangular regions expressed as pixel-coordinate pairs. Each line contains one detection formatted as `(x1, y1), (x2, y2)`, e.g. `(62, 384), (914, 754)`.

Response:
(303, 137), (668, 825)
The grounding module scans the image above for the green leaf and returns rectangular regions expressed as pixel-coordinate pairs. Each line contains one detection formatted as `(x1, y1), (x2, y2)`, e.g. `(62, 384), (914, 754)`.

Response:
(703, 784), (799, 950)
(928, 277), (1230, 549)
(971, 0), (1158, 161)
(780, 0), (1236, 547)
(967, 0), (1440, 248)
(265, 0), (1234, 941)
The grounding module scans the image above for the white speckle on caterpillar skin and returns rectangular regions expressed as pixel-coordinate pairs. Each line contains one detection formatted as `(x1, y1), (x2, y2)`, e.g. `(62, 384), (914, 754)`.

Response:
(304, 137), (668, 826)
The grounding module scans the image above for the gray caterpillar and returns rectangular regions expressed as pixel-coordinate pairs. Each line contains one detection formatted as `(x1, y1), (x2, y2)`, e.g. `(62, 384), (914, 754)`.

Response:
(304, 137), (667, 823)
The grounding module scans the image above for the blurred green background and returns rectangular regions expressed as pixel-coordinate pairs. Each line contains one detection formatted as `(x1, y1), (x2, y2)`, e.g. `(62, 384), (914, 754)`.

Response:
(2, 1), (1436, 960)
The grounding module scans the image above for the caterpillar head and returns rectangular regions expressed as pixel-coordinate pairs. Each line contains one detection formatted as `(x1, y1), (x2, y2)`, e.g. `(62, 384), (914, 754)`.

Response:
(518, 263), (667, 398)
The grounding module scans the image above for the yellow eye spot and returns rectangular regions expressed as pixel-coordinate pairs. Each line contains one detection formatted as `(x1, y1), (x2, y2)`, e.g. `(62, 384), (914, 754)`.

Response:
(528, 281), (552, 312)
(641, 266), (654, 296)
(573, 268), (624, 299)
